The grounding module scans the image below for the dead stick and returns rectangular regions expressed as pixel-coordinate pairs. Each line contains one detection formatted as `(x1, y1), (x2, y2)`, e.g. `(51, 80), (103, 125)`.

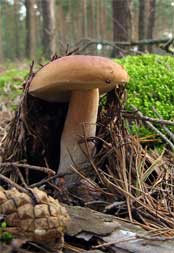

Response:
(152, 107), (174, 142)
(160, 38), (174, 54)
(93, 234), (174, 249)
(130, 106), (174, 150)
(0, 162), (55, 176)
(0, 174), (28, 193)
(136, 234), (174, 241)
(121, 110), (174, 126)
(93, 236), (136, 249)
(74, 37), (174, 48)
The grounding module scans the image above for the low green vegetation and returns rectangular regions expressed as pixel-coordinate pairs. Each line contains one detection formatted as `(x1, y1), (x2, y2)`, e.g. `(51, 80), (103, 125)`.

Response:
(0, 69), (27, 88)
(117, 54), (174, 137)
(117, 54), (174, 119)
(0, 221), (13, 243)
(0, 68), (28, 109)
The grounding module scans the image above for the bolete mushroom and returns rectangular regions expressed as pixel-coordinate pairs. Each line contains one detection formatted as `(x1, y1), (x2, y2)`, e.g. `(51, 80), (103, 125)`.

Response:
(29, 55), (129, 186)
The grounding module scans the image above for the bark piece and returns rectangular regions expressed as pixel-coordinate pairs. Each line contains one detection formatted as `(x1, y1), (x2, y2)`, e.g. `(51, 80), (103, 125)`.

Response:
(65, 205), (174, 253)
(65, 205), (120, 236)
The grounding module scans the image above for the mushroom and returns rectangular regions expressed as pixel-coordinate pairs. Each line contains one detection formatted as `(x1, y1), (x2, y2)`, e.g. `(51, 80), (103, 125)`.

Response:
(29, 55), (129, 187)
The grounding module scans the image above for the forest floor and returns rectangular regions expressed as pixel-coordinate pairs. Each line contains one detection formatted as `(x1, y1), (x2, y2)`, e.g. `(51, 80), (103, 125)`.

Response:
(1, 63), (174, 253)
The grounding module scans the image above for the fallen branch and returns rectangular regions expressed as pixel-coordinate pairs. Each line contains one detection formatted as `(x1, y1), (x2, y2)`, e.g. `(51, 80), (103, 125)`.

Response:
(152, 107), (174, 142)
(121, 109), (174, 126)
(129, 106), (174, 150)
(160, 38), (174, 54)
(74, 37), (174, 48)
(72, 37), (174, 53)
(93, 234), (174, 249)
(0, 174), (28, 193)
(0, 162), (55, 176)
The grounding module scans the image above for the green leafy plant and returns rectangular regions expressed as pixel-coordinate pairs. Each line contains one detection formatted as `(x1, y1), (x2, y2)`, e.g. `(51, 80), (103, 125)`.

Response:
(0, 221), (13, 243)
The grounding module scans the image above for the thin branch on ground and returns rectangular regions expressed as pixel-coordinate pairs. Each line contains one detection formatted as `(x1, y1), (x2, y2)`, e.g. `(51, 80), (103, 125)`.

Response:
(152, 106), (174, 142)
(93, 233), (174, 249)
(121, 109), (174, 126)
(0, 174), (28, 193)
(0, 162), (55, 176)
(129, 105), (174, 150)
(160, 37), (174, 54)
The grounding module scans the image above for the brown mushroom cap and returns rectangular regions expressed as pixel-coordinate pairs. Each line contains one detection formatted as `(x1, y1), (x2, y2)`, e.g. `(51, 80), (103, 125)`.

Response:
(29, 55), (129, 102)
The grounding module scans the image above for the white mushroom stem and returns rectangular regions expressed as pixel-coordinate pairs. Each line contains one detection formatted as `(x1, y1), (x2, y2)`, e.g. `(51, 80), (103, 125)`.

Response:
(58, 88), (99, 179)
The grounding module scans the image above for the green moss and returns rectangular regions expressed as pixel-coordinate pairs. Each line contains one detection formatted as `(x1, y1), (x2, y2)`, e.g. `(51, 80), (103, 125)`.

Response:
(115, 54), (174, 137)
(116, 54), (174, 119)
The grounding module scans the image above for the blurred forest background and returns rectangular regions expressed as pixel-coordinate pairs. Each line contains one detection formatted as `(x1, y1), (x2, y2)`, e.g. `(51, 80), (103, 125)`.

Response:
(0, 0), (174, 62)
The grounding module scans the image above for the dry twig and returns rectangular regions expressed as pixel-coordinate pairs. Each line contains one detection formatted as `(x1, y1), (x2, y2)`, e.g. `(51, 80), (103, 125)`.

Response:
(0, 162), (55, 176)
(121, 109), (174, 126)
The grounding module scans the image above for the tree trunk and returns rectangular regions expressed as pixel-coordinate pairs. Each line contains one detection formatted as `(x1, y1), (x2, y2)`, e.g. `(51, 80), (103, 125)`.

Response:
(101, 1), (107, 39)
(89, 0), (95, 38)
(96, 0), (101, 39)
(0, 5), (3, 62)
(147, 0), (156, 52)
(34, 0), (43, 55)
(138, 0), (146, 52)
(25, 0), (36, 59)
(112, 0), (132, 57)
(41, 0), (56, 58)
(14, 0), (20, 59)
(56, 1), (66, 54)
(82, 0), (88, 38)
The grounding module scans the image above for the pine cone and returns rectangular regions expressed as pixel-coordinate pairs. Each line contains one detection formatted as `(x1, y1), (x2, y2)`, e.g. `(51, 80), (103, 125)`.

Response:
(0, 187), (69, 251)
